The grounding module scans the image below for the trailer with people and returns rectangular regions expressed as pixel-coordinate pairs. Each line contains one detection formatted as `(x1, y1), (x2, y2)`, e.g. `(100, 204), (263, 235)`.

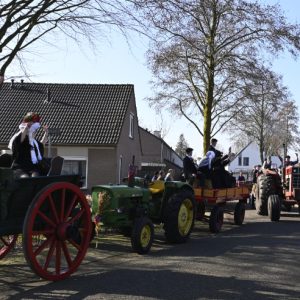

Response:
(193, 185), (250, 233)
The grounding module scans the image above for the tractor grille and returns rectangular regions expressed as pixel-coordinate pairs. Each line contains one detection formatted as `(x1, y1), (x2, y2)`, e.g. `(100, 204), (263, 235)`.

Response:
(292, 174), (300, 188)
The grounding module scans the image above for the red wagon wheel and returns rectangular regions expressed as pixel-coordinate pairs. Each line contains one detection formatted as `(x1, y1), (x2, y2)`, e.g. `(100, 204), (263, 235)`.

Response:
(0, 235), (18, 259)
(23, 182), (92, 281)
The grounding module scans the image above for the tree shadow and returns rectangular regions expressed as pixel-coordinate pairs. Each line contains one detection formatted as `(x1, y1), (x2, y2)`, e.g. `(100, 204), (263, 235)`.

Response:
(5, 267), (300, 300)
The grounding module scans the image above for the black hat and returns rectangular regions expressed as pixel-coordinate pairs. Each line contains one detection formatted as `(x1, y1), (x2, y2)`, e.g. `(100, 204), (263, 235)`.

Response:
(285, 155), (291, 159)
(186, 147), (193, 153)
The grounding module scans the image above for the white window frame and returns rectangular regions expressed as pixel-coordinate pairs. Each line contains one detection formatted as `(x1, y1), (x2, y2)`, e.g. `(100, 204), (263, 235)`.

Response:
(129, 113), (134, 139)
(61, 156), (88, 189)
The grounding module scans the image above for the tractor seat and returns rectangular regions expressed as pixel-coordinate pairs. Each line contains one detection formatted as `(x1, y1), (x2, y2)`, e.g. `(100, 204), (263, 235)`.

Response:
(148, 180), (165, 194)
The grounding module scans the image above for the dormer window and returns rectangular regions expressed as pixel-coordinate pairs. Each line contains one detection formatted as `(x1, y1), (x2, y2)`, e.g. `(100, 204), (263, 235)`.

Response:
(129, 113), (134, 138)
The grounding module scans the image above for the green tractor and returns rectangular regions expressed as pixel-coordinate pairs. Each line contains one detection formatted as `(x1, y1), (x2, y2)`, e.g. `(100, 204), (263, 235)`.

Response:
(91, 175), (196, 255)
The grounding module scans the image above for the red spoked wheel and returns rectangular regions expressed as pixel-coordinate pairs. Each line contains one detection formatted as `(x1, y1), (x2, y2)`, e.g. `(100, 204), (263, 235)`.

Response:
(0, 235), (18, 259)
(23, 182), (92, 281)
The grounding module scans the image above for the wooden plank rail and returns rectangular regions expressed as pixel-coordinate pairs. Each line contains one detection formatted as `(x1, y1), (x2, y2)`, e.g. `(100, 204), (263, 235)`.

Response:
(194, 186), (249, 203)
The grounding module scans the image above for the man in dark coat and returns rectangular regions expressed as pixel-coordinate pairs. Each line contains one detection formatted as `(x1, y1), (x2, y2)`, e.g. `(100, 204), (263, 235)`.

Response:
(285, 154), (298, 166)
(208, 138), (223, 158)
(183, 147), (197, 185)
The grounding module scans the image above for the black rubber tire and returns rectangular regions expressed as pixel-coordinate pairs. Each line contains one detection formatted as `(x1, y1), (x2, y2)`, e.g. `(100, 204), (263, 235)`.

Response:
(209, 205), (224, 233)
(164, 190), (196, 243)
(249, 194), (256, 209)
(131, 217), (154, 254)
(268, 195), (281, 222)
(256, 174), (282, 216)
(234, 202), (246, 225)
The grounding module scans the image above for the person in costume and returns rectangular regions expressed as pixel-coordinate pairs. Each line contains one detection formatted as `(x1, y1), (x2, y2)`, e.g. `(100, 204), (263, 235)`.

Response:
(8, 112), (49, 178)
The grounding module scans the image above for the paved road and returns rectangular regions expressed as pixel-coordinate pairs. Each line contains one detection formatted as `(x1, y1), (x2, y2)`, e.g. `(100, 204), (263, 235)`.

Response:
(1, 206), (300, 300)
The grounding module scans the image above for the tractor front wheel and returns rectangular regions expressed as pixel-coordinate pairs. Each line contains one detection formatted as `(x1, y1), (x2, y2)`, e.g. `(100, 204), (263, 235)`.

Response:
(164, 190), (195, 243)
(268, 195), (281, 222)
(131, 217), (154, 254)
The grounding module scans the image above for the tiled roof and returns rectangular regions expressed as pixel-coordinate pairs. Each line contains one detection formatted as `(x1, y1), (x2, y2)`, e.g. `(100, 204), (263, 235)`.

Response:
(0, 82), (134, 146)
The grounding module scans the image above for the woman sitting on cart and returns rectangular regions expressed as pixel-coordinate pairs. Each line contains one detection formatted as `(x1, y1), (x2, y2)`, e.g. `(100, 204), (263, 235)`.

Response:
(8, 112), (49, 178)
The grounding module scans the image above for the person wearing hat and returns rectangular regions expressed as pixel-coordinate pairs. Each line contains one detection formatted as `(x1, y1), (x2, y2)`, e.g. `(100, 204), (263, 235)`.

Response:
(285, 154), (298, 167)
(8, 112), (49, 178)
(208, 138), (223, 158)
(183, 147), (197, 185)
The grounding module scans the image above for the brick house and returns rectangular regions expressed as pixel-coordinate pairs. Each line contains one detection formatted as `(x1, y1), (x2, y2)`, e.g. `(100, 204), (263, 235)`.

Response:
(0, 81), (182, 191)
(0, 81), (143, 191)
(138, 127), (183, 179)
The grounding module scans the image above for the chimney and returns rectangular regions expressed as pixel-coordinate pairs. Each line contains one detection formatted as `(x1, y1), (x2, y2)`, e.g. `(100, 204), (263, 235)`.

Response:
(47, 87), (51, 102)
(153, 130), (161, 138)
(20, 79), (24, 89)
(44, 87), (51, 103)
(10, 79), (14, 89)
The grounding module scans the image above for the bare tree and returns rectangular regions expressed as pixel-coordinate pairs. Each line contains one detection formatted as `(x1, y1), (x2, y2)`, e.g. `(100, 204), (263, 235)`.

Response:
(131, 0), (300, 154)
(0, 0), (138, 83)
(228, 67), (299, 164)
(271, 100), (300, 157)
(175, 133), (189, 158)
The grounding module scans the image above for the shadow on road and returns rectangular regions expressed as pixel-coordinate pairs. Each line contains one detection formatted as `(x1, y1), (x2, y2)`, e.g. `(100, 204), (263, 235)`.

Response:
(4, 265), (300, 300)
(0, 210), (300, 299)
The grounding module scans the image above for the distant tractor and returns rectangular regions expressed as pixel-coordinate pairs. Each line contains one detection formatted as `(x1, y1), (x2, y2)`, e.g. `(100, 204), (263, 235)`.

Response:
(255, 164), (300, 221)
(91, 177), (196, 254)
(282, 165), (300, 212)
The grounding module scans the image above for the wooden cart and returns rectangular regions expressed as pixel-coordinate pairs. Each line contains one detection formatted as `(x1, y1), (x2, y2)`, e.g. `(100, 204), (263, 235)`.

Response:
(194, 185), (250, 233)
(0, 167), (92, 281)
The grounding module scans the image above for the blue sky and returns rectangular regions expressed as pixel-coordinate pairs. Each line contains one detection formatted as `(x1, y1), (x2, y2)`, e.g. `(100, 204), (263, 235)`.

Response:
(6, 0), (300, 159)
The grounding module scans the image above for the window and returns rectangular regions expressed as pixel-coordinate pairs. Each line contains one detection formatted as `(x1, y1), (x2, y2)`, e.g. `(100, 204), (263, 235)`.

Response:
(243, 157), (249, 166)
(238, 156), (242, 166)
(61, 158), (87, 188)
(129, 113), (134, 138)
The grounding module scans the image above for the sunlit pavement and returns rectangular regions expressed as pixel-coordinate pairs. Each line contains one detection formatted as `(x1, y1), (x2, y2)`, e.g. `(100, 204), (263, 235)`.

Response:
(1, 206), (300, 300)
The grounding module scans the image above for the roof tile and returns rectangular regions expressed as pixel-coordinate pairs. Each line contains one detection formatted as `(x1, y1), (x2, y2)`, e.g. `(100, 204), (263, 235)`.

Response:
(0, 83), (134, 146)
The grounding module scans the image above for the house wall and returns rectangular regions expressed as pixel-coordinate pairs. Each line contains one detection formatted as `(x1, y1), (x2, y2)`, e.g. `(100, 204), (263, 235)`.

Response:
(88, 148), (117, 188)
(116, 94), (142, 183)
(140, 129), (183, 167)
(228, 142), (261, 173)
(57, 146), (116, 192)
(139, 128), (183, 179)
(227, 142), (281, 179)
(140, 129), (163, 163)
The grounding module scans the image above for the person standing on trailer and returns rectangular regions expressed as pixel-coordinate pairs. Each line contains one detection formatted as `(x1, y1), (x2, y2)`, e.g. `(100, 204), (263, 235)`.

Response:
(183, 147), (197, 185)
(8, 112), (49, 178)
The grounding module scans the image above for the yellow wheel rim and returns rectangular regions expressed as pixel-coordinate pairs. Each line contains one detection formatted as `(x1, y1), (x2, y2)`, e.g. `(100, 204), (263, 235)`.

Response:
(140, 224), (151, 248)
(178, 198), (193, 236)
